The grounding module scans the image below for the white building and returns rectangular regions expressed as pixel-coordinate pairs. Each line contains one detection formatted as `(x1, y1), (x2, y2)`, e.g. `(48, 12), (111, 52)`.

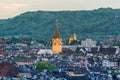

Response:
(102, 60), (117, 67)
(15, 43), (27, 47)
(37, 49), (53, 54)
(81, 39), (96, 47)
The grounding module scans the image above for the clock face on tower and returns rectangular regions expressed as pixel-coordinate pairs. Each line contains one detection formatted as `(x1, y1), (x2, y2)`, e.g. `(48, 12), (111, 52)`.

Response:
(53, 38), (61, 45)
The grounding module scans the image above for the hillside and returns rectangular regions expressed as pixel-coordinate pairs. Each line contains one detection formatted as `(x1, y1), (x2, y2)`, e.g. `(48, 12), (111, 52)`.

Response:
(0, 8), (120, 40)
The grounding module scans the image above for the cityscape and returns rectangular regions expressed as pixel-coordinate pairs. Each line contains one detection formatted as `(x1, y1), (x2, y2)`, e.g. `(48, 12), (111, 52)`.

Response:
(0, 0), (120, 80)
(0, 21), (119, 80)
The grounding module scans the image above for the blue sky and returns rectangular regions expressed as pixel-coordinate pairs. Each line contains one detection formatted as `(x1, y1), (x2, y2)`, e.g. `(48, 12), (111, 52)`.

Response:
(0, 0), (120, 19)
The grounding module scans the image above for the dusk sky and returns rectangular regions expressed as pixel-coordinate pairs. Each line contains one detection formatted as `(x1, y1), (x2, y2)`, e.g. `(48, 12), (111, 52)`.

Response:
(0, 0), (120, 19)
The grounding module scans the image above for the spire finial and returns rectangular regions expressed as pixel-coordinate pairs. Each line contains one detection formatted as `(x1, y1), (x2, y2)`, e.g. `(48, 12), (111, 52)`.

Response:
(56, 19), (58, 27)
(56, 19), (58, 22)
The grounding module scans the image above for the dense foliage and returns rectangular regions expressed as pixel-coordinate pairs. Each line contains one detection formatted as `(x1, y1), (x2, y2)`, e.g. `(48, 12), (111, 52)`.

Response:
(0, 8), (120, 40)
(35, 61), (57, 70)
(117, 58), (120, 66)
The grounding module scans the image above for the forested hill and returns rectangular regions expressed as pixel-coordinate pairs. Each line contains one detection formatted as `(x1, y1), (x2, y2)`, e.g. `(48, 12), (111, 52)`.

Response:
(0, 8), (120, 40)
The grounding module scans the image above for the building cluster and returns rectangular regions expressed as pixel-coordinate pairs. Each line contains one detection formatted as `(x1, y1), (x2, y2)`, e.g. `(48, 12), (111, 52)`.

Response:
(0, 22), (119, 80)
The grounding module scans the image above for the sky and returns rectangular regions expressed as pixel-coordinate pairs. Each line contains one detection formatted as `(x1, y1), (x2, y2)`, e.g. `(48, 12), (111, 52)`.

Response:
(0, 0), (120, 19)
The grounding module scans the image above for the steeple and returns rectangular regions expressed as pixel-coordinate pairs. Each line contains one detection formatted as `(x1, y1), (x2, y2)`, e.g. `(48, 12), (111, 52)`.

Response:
(53, 20), (61, 38)
(52, 20), (62, 53)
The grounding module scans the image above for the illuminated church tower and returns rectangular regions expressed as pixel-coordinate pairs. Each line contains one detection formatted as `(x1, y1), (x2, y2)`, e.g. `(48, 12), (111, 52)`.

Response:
(68, 33), (77, 45)
(52, 20), (62, 53)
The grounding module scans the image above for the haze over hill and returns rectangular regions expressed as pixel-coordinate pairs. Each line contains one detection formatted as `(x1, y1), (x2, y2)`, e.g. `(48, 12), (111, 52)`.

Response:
(0, 8), (120, 40)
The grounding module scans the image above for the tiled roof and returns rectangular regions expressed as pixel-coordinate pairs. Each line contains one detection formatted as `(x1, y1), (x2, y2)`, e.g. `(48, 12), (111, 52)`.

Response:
(0, 50), (6, 56)
(99, 47), (117, 55)
(62, 48), (75, 54)
(76, 46), (117, 55)
(0, 62), (20, 77)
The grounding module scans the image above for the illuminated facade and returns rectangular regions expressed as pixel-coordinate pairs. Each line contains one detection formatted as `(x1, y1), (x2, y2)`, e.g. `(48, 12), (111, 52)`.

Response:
(52, 21), (62, 53)
(68, 33), (77, 44)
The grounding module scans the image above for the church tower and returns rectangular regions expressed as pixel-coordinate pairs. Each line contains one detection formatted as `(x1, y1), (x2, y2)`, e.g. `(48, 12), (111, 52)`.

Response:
(68, 36), (74, 45)
(68, 33), (77, 45)
(73, 33), (77, 40)
(52, 20), (62, 53)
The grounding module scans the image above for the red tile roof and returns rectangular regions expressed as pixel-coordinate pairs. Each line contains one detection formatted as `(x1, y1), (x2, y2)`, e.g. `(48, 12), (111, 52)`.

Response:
(0, 62), (19, 77)
(0, 50), (6, 56)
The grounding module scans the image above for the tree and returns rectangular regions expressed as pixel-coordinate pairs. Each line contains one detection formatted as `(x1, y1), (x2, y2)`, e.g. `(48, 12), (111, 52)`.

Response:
(117, 58), (120, 66)
(17, 74), (24, 80)
(35, 61), (57, 70)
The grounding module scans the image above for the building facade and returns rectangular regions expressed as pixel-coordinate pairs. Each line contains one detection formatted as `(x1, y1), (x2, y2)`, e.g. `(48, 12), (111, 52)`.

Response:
(81, 39), (96, 47)
(68, 33), (77, 44)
